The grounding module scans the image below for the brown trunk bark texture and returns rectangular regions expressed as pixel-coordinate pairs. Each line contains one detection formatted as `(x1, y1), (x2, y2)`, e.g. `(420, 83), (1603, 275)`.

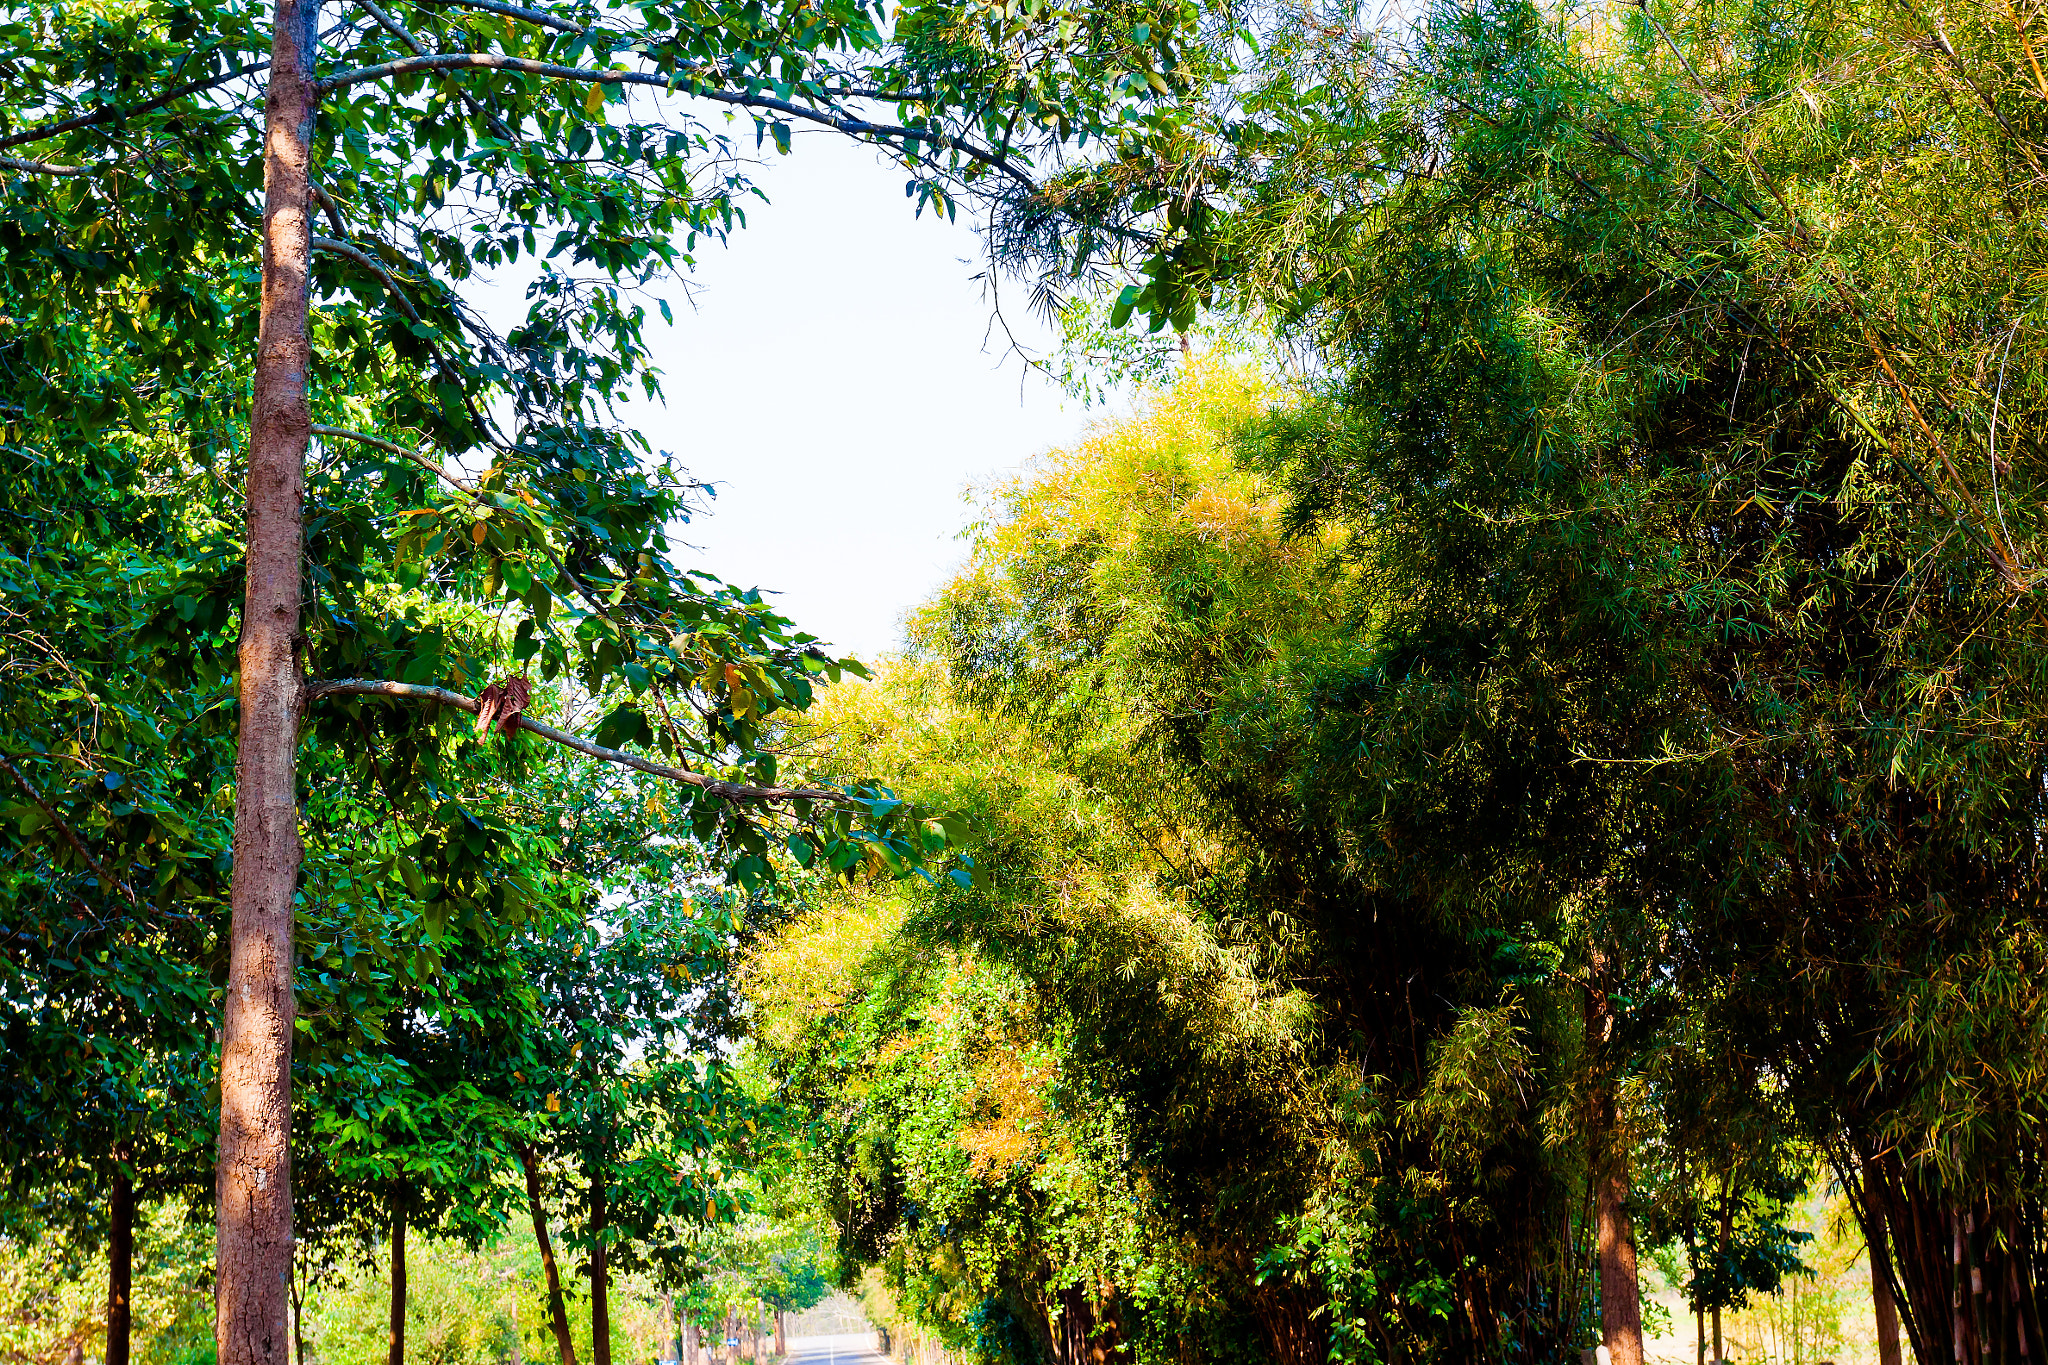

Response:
(522, 1149), (579, 1365)
(1586, 961), (1644, 1365)
(591, 1170), (611, 1365)
(388, 1203), (407, 1365)
(1595, 1153), (1645, 1365)
(216, 3), (319, 1365)
(108, 1165), (134, 1365)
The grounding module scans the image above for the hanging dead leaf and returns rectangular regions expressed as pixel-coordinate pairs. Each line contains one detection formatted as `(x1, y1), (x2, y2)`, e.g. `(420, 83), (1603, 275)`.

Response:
(476, 676), (534, 736)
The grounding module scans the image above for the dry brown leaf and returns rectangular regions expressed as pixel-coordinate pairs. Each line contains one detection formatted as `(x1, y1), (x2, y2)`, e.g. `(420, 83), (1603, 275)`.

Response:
(476, 676), (534, 735)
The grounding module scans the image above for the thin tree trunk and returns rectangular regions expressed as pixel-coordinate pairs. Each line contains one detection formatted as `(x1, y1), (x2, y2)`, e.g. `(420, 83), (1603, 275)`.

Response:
(217, 4), (319, 1365)
(108, 1163), (134, 1365)
(1871, 1202), (1905, 1365)
(590, 1170), (610, 1365)
(291, 1252), (307, 1365)
(388, 1203), (407, 1365)
(1712, 1170), (1731, 1364)
(521, 1148), (578, 1365)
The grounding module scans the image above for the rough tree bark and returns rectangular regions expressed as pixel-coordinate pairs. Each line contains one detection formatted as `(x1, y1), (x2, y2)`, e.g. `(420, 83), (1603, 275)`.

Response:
(591, 1169), (611, 1365)
(522, 1147), (579, 1365)
(216, 3), (318, 1364)
(1595, 1146), (1645, 1365)
(388, 1203), (407, 1365)
(107, 1162), (134, 1365)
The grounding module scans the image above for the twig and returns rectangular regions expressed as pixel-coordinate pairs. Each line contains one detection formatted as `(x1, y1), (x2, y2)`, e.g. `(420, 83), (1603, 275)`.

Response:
(0, 60), (272, 151)
(0, 154), (99, 177)
(304, 679), (853, 805)
(315, 54), (1037, 187)
(0, 754), (145, 910)
(310, 424), (472, 490)
(311, 237), (425, 325)
(303, 424), (618, 620)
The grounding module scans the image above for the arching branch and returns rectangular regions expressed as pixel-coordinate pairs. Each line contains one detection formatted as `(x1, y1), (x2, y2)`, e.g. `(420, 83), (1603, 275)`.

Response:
(312, 236), (425, 325)
(0, 154), (97, 176)
(314, 53), (1037, 187)
(0, 60), (271, 150)
(304, 679), (852, 805)
(309, 423), (472, 490)
(0, 754), (144, 910)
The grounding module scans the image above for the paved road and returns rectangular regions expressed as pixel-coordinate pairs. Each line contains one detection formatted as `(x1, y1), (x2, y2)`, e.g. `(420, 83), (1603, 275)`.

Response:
(783, 1334), (889, 1365)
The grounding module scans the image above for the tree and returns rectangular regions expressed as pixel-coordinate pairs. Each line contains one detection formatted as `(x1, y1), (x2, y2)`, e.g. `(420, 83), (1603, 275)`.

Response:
(3, 0), (1129, 1352)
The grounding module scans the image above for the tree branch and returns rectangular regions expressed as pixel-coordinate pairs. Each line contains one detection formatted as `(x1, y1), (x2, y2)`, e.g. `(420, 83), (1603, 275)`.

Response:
(312, 235), (426, 325)
(0, 754), (144, 910)
(0, 154), (98, 176)
(309, 423), (473, 490)
(424, 0), (584, 35)
(0, 60), (271, 151)
(304, 679), (851, 804)
(305, 424), (637, 625)
(310, 179), (349, 236)
(314, 54), (1036, 187)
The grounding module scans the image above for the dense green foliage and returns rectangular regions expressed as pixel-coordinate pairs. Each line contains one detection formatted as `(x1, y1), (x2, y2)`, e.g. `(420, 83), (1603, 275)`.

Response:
(716, 0), (2048, 1360)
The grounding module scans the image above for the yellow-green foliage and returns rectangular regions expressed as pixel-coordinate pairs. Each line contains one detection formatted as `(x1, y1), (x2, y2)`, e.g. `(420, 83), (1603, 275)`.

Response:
(0, 1203), (212, 1365)
(302, 1227), (668, 1365)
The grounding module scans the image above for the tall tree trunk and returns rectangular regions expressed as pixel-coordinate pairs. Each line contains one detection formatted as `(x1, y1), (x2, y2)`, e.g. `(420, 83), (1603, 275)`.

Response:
(107, 1163), (133, 1365)
(388, 1202), (407, 1365)
(521, 1147), (578, 1365)
(1586, 960), (1644, 1365)
(590, 1169), (610, 1365)
(684, 1319), (700, 1365)
(773, 1311), (785, 1359)
(1595, 1155), (1645, 1365)
(217, 4), (319, 1365)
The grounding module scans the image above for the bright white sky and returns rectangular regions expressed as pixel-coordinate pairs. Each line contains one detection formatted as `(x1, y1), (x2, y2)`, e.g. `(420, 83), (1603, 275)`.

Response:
(531, 130), (1112, 664)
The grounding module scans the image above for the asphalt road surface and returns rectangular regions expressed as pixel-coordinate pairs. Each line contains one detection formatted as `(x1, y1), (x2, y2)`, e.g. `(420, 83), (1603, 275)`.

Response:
(782, 1334), (889, 1365)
